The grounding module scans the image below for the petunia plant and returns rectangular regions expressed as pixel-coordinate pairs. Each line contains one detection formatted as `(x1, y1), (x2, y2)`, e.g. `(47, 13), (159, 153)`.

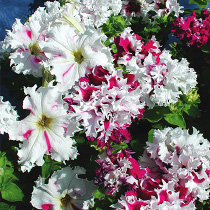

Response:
(0, 0), (210, 209)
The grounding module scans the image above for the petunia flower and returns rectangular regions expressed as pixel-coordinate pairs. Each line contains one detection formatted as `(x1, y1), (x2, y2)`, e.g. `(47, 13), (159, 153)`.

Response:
(75, 0), (122, 27)
(31, 166), (97, 210)
(69, 68), (145, 142)
(9, 84), (79, 172)
(41, 24), (113, 89)
(0, 96), (19, 136)
(3, 9), (50, 76)
(140, 127), (210, 205)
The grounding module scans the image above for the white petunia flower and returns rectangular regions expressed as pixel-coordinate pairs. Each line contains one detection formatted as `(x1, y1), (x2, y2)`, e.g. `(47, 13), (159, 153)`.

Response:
(121, 0), (183, 22)
(3, 9), (50, 77)
(56, 3), (84, 33)
(75, 0), (122, 27)
(31, 166), (97, 210)
(41, 24), (113, 89)
(128, 50), (197, 107)
(0, 96), (19, 136)
(9, 84), (79, 172)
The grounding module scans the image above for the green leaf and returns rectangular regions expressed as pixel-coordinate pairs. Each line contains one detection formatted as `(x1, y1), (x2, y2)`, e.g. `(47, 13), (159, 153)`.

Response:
(183, 104), (200, 118)
(41, 155), (64, 178)
(1, 183), (24, 202)
(148, 129), (154, 143)
(111, 142), (128, 154)
(0, 152), (18, 186)
(72, 136), (85, 144)
(0, 202), (16, 210)
(164, 113), (186, 129)
(93, 189), (106, 199)
(188, 0), (208, 8)
(200, 44), (210, 54)
(143, 106), (170, 123)
(102, 15), (127, 38)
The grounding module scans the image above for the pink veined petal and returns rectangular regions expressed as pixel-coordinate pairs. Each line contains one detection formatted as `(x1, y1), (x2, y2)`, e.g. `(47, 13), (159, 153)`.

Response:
(23, 129), (34, 140)
(41, 204), (54, 210)
(44, 130), (52, 153)
(26, 30), (32, 40)
(32, 56), (42, 64)
(51, 104), (58, 110)
(62, 63), (75, 81)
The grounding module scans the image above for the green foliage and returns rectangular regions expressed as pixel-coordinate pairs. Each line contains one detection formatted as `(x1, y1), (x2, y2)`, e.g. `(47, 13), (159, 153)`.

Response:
(1, 183), (24, 203)
(91, 187), (121, 210)
(102, 15), (128, 38)
(148, 129), (154, 143)
(143, 106), (170, 123)
(0, 152), (24, 203)
(196, 198), (210, 209)
(143, 88), (201, 129)
(201, 44), (210, 54)
(169, 42), (186, 60)
(188, 0), (208, 8)
(131, 13), (175, 46)
(72, 135), (86, 144)
(59, 0), (72, 6)
(110, 142), (128, 154)
(164, 113), (186, 128)
(41, 155), (64, 179)
(0, 202), (16, 210)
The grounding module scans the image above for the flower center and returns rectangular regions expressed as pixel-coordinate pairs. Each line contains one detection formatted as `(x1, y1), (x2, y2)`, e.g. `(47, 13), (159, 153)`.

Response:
(60, 194), (73, 209)
(37, 115), (53, 129)
(29, 42), (42, 56)
(73, 50), (84, 64)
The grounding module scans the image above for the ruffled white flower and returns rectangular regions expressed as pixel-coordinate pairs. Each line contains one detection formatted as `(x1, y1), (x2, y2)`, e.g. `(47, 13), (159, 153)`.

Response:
(9, 84), (79, 172)
(3, 8), (50, 76)
(31, 166), (97, 210)
(121, 0), (183, 22)
(0, 96), (19, 135)
(127, 50), (197, 107)
(71, 69), (145, 142)
(41, 24), (113, 89)
(75, 0), (122, 27)
(56, 3), (84, 33)
(140, 127), (210, 203)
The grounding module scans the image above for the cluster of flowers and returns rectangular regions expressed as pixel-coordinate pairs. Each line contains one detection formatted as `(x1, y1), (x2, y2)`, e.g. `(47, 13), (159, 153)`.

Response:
(113, 27), (197, 107)
(172, 9), (210, 47)
(121, 0), (183, 21)
(0, 0), (209, 209)
(96, 128), (210, 209)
